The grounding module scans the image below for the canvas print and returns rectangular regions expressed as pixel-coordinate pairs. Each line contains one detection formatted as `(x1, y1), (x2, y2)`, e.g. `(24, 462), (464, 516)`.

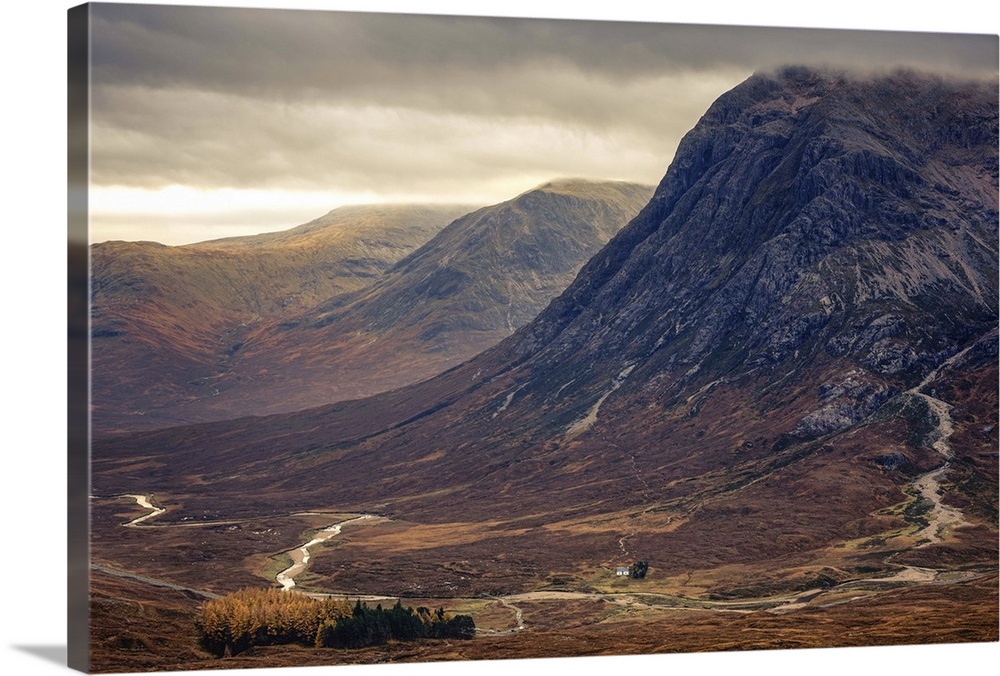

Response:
(68, 2), (999, 673)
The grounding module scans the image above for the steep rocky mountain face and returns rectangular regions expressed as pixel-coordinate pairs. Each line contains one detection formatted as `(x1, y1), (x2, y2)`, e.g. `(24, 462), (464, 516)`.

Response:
(94, 69), (997, 589)
(192, 180), (654, 418)
(475, 68), (998, 446)
(90, 204), (472, 435)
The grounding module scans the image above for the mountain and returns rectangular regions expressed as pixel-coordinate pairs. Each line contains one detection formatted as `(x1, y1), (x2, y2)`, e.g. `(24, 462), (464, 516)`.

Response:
(90, 204), (473, 435)
(93, 68), (997, 608)
(187, 179), (654, 418)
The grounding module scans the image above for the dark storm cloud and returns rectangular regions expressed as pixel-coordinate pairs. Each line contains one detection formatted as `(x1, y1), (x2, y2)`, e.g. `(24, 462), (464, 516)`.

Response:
(87, 3), (998, 196)
(92, 5), (997, 94)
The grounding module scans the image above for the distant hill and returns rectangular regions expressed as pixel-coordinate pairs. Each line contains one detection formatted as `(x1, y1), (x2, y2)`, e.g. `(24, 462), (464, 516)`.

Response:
(90, 204), (474, 435)
(194, 179), (654, 418)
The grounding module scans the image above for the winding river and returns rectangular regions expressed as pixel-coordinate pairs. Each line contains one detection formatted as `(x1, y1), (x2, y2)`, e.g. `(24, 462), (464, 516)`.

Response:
(107, 487), (989, 637)
(903, 344), (974, 546)
(113, 496), (382, 593)
(122, 494), (166, 526)
(275, 515), (374, 591)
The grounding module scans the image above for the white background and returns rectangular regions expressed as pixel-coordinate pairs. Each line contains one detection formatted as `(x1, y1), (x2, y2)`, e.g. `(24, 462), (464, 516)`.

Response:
(2, 1), (998, 675)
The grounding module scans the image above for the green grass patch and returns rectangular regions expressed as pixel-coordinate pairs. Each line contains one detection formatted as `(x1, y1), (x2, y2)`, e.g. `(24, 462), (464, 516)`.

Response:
(259, 552), (295, 583)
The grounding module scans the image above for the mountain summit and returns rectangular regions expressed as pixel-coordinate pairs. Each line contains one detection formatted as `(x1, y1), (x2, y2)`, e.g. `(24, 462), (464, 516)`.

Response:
(505, 67), (997, 382)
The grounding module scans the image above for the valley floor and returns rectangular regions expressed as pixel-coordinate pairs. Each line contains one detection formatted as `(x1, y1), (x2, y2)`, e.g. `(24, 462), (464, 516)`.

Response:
(87, 491), (998, 673)
(88, 564), (998, 673)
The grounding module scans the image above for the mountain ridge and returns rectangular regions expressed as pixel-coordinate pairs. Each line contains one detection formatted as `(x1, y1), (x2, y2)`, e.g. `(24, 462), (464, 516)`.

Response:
(178, 179), (653, 419)
(92, 181), (652, 431)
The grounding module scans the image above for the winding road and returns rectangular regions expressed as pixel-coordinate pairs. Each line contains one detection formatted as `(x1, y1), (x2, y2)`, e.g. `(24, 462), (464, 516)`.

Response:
(91, 562), (220, 599)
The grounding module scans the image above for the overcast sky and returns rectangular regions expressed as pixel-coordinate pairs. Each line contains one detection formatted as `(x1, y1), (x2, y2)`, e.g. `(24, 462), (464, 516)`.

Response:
(82, 2), (998, 244)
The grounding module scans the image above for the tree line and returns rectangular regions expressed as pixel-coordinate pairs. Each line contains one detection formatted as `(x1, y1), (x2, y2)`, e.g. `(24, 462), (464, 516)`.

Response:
(317, 600), (476, 649)
(196, 587), (474, 657)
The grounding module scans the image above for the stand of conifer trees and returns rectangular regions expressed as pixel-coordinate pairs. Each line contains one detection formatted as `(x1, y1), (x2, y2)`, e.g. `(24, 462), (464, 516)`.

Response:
(316, 600), (476, 648)
(196, 589), (475, 657)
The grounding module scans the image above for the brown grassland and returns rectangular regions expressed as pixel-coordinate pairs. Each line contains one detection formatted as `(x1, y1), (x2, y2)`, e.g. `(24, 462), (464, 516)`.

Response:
(89, 473), (998, 672)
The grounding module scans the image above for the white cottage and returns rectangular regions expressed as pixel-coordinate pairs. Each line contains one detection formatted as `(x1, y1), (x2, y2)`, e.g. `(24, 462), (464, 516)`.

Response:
(615, 566), (630, 576)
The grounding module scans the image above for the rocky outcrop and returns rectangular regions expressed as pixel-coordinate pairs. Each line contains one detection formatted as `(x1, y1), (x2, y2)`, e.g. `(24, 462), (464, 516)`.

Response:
(793, 371), (896, 438)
